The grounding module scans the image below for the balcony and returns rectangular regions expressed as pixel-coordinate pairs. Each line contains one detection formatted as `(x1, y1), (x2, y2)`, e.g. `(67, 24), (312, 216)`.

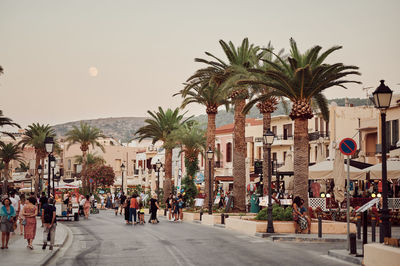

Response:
(215, 161), (223, 168)
(309, 131), (330, 141)
(272, 134), (294, 146)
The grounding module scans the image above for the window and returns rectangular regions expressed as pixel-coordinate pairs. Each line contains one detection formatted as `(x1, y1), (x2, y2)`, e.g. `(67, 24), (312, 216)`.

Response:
(320, 117), (324, 132)
(283, 124), (292, 139)
(226, 143), (232, 162)
(67, 159), (71, 170)
(272, 126), (277, 135)
(272, 152), (277, 161)
(386, 121), (391, 150)
(326, 120), (329, 137)
(217, 144), (221, 162)
(315, 118), (318, 131)
(258, 147), (262, 160)
(326, 145), (329, 158)
(283, 152), (287, 162)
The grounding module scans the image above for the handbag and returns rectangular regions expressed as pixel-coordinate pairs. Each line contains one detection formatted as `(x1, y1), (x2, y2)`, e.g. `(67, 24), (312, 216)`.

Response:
(22, 219), (27, 226)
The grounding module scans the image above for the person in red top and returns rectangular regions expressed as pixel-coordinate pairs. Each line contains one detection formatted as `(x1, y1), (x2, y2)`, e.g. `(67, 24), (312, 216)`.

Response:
(128, 193), (138, 224)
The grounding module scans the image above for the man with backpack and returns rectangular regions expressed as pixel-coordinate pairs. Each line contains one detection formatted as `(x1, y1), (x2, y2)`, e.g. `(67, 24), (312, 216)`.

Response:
(42, 198), (57, 250)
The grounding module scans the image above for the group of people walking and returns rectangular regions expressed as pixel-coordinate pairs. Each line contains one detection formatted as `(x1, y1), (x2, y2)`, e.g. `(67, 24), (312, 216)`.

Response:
(0, 190), (57, 250)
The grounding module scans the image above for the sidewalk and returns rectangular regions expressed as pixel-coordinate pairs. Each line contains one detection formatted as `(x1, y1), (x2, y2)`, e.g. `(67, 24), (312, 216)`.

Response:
(0, 218), (70, 266)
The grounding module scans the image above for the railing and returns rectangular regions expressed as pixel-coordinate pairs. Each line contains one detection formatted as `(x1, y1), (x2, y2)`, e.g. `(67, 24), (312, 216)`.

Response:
(215, 161), (223, 168)
(308, 131), (330, 141)
(309, 197), (400, 210)
(274, 134), (293, 141)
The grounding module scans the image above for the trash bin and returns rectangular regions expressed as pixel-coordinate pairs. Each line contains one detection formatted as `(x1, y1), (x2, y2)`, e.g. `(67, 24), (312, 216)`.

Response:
(250, 194), (260, 213)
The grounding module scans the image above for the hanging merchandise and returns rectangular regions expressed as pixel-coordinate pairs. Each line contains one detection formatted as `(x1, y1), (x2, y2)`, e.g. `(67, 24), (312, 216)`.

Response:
(349, 181), (354, 191)
(378, 181), (382, 193)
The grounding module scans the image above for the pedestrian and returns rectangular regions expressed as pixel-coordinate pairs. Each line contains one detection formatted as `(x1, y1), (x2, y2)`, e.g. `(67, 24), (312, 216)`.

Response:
(177, 193), (184, 221)
(114, 196), (120, 216)
(292, 196), (308, 234)
(166, 194), (173, 221)
(0, 198), (16, 249)
(300, 199), (311, 234)
(138, 201), (145, 225)
(18, 194), (26, 235)
(100, 194), (105, 209)
(149, 194), (159, 224)
(42, 198), (56, 250)
(119, 192), (126, 215)
(129, 193), (138, 225)
(106, 193), (112, 209)
(124, 195), (130, 224)
(83, 195), (91, 219)
(22, 197), (38, 249)
(79, 195), (85, 216)
(173, 198), (179, 221)
(9, 191), (19, 233)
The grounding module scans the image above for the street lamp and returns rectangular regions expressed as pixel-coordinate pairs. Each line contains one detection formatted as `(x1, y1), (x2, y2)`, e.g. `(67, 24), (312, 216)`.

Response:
(121, 163), (125, 194)
(372, 80), (393, 239)
(156, 159), (162, 200)
(50, 155), (56, 198)
(207, 147), (214, 215)
(44, 136), (54, 198)
(37, 164), (42, 194)
(263, 129), (275, 233)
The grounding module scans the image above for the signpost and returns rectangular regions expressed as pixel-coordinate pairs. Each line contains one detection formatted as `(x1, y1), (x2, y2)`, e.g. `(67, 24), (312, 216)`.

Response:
(339, 138), (357, 251)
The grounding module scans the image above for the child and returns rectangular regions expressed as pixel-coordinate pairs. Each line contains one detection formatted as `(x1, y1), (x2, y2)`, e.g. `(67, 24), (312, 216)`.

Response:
(138, 201), (145, 225)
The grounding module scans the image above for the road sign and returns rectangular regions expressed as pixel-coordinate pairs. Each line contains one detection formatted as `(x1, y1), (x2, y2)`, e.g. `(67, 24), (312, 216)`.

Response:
(339, 138), (357, 155)
(89, 178), (94, 184)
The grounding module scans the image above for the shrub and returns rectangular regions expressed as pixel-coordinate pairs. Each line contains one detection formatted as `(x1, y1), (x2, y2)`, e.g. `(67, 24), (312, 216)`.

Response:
(255, 204), (293, 221)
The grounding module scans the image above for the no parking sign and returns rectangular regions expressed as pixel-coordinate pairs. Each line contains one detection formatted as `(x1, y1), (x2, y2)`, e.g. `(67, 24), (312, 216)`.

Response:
(339, 138), (357, 156)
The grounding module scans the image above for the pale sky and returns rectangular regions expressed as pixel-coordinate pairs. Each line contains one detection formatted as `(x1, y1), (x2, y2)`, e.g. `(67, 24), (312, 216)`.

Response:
(1, 0), (399, 128)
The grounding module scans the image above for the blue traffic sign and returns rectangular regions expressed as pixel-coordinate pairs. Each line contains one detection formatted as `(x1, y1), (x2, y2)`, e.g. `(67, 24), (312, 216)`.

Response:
(339, 138), (357, 155)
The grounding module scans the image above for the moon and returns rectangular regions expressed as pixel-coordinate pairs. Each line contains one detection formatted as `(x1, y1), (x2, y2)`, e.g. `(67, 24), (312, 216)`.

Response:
(88, 67), (98, 77)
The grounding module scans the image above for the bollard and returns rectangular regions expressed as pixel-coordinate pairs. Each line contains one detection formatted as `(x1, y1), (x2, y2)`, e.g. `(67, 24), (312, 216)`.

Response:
(356, 213), (361, 240)
(371, 216), (376, 242)
(74, 212), (79, 221)
(221, 213), (225, 224)
(318, 214), (322, 238)
(362, 210), (368, 255)
(200, 210), (203, 221)
(349, 233), (357, 254)
(379, 222), (384, 243)
(164, 208), (167, 216)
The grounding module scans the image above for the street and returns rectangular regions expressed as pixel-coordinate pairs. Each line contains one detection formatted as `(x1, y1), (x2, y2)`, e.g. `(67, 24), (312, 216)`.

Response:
(50, 210), (353, 266)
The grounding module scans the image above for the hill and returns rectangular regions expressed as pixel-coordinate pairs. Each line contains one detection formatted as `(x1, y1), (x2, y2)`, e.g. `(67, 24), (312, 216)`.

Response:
(52, 97), (370, 142)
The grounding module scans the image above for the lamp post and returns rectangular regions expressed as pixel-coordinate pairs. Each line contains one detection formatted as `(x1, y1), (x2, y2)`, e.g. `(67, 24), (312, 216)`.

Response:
(372, 80), (393, 238)
(263, 129), (275, 233)
(207, 147), (214, 215)
(44, 137), (55, 198)
(156, 159), (162, 200)
(50, 155), (56, 198)
(37, 164), (42, 194)
(121, 163), (125, 194)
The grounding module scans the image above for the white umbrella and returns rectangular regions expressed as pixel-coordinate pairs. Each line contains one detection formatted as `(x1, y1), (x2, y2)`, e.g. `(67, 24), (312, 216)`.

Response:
(363, 160), (400, 180)
(277, 151), (294, 195)
(309, 160), (366, 180)
(332, 148), (345, 202)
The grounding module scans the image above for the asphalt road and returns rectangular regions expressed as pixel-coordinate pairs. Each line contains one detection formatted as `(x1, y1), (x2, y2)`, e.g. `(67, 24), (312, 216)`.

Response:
(51, 210), (354, 266)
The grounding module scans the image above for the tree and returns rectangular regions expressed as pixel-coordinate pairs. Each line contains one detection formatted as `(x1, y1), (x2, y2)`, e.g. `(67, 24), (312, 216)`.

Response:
(0, 142), (24, 194)
(194, 38), (263, 211)
(251, 38), (361, 205)
(135, 107), (192, 201)
(75, 152), (106, 167)
(20, 123), (56, 194)
(240, 42), (287, 195)
(172, 122), (206, 206)
(0, 110), (21, 139)
(85, 165), (115, 191)
(175, 70), (229, 206)
(65, 122), (105, 192)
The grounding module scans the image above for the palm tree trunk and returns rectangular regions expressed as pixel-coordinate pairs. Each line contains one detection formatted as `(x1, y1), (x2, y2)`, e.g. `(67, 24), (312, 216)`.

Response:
(293, 118), (309, 207)
(204, 112), (216, 207)
(262, 112), (271, 196)
(163, 148), (173, 202)
(2, 163), (9, 195)
(233, 99), (247, 212)
(81, 149), (88, 194)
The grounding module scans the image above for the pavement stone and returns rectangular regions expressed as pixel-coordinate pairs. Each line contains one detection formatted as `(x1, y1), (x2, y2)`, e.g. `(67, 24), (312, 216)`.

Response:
(0, 218), (70, 266)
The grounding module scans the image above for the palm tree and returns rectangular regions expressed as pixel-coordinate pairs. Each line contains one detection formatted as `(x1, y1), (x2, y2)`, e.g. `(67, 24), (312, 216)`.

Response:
(0, 110), (21, 139)
(65, 122), (105, 191)
(20, 123), (56, 194)
(247, 38), (361, 205)
(239, 42), (287, 195)
(174, 71), (229, 206)
(0, 142), (24, 194)
(194, 38), (263, 211)
(135, 107), (192, 201)
(75, 152), (106, 167)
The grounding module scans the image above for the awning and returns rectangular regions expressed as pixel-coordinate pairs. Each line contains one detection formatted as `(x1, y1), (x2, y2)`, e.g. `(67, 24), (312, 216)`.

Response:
(309, 160), (366, 180)
(363, 160), (400, 180)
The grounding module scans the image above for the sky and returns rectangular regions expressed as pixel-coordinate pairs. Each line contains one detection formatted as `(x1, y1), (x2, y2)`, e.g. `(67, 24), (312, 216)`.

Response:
(1, 0), (399, 128)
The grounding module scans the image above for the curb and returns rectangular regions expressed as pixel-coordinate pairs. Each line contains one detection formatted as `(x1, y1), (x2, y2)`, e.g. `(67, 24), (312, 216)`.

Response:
(255, 233), (347, 243)
(328, 249), (363, 265)
(214, 224), (226, 228)
(39, 222), (72, 266)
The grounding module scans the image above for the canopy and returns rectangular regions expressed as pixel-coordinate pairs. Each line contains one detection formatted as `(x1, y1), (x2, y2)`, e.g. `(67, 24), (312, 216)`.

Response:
(150, 149), (165, 165)
(309, 160), (366, 180)
(363, 160), (400, 180)
(113, 177), (143, 186)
